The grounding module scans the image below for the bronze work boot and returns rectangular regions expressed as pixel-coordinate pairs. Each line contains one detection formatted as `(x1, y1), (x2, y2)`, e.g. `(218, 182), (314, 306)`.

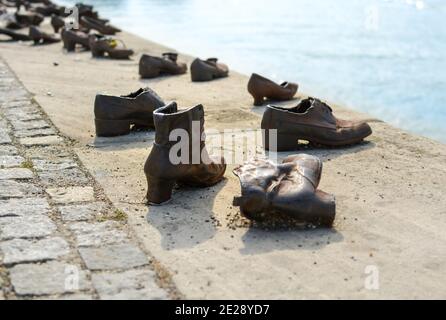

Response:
(262, 97), (372, 150)
(89, 34), (134, 59)
(144, 102), (227, 205)
(247, 73), (298, 106)
(94, 87), (165, 137)
(233, 154), (335, 227)
(29, 26), (60, 44)
(190, 57), (229, 82)
(61, 28), (90, 51)
(139, 53), (187, 79)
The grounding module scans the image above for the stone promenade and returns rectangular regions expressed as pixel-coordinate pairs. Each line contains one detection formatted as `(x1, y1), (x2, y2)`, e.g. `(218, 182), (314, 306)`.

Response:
(0, 59), (172, 300)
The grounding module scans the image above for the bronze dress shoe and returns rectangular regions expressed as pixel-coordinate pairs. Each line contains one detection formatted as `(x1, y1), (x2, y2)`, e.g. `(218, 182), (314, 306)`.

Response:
(247, 73), (298, 106)
(139, 53), (187, 79)
(0, 27), (31, 41)
(80, 16), (120, 35)
(94, 87), (165, 137)
(190, 57), (229, 82)
(262, 97), (372, 150)
(61, 27), (90, 51)
(29, 26), (60, 44)
(89, 34), (134, 59)
(233, 154), (335, 227)
(144, 102), (227, 205)
(15, 11), (44, 26)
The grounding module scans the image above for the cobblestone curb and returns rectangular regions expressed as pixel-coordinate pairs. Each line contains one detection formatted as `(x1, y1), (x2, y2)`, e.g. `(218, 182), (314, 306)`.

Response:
(0, 59), (175, 300)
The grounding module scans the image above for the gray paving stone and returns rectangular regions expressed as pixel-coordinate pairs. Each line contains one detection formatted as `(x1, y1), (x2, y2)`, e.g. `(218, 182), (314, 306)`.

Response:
(0, 180), (41, 199)
(0, 215), (56, 240)
(0, 237), (69, 265)
(0, 198), (50, 217)
(37, 293), (93, 300)
(46, 186), (94, 204)
(9, 261), (89, 296)
(0, 168), (33, 180)
(2, 99), (32, 109)
(15, 128), (57, 138)
(38, 168), (89, 187)
(79, 244), (148, 271)
(26, 146), (71, 159)
(33, 159), (78, 171)
(10, 120), (50, 131)
(0, 145), (18, 156)
(4, 108), (42, 122)
(0, 155), (24, 168)
(59, 202), (105, 222)
(69, 221), (130, 247)
(20, 136), (63, 146)
(92, 269), (167, 300)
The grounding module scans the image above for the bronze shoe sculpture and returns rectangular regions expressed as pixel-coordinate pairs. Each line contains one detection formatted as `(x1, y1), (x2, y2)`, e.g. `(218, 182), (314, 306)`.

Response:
(233, 154), (335, 227)
(94, 87), (165, 137)
(50, 14), (64, 33)
(15, 11), (44, 26)
(29, 26), (60, 44)
(262, 97), (372, 150)
(190, 57), (229, 82)
(89, 34), (133, 59)
(0, 26), (31, 41)
(80, 16), (120, 35)
(139, 52), (187, 79)
(61, 27), (89, 51)
(144, 102), (227, 205)
(247, 73), (298, 106)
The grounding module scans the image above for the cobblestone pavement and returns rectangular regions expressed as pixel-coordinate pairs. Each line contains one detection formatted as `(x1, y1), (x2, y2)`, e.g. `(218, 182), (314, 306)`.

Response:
(0, 59), (172, 300)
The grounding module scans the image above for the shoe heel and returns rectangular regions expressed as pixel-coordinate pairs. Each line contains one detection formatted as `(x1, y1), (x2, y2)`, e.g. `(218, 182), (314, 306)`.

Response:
(63, 39), (76, 52)
(146, 176), (175, 205)
(263, 130), (298, 152)
(95, 119), (131, 137)
(251, 94), (264, 106)
(91, 48), (105, 57)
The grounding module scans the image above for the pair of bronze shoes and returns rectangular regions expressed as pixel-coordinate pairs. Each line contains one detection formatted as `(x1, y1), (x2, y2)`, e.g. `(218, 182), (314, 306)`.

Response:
(139, 54), (229, 81)
(139, 53), (188, 78)
(144, 103), (334, 227)
(93, 88), (227, 206)
(248, 73), (372, 149)
(233, 155), (335, 227)
(89, 34), (133, 59)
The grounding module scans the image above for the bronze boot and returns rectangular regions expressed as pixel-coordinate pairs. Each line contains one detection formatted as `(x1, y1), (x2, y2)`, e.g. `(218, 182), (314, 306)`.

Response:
(262, 97), (372, 150)
(190, 57), (229, 82)
(139, 53), (187, 79)
(233, 154), (336, 227)
(94, 87), (165, 137)
(144, 102), (227, 205)
(247, 73), (298, 106)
